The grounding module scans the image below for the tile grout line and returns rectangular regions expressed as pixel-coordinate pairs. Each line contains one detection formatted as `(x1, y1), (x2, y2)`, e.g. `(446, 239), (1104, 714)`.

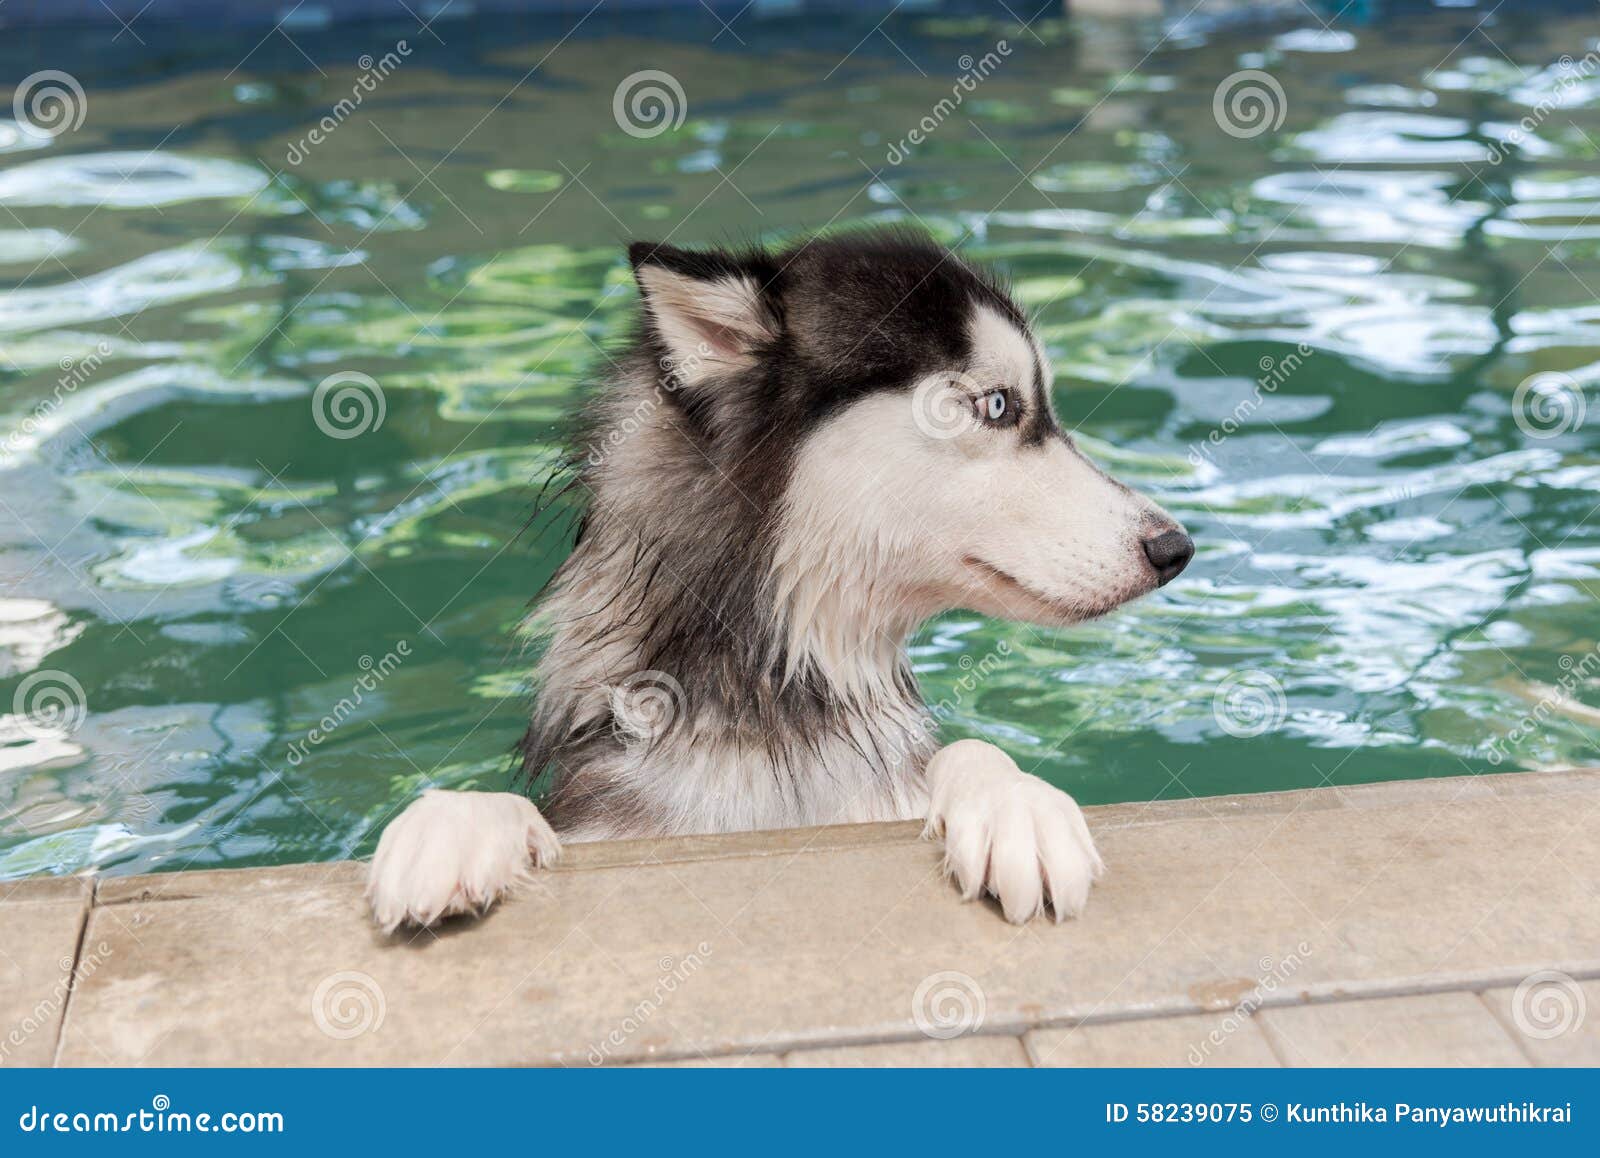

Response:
(603, 968), (1600, 1068)
(14, 772), (1599, 1066)
(49, 876), (97, 1069)
(1475, 989), (1544, 1068)
(1251, 1007), (1299, 1068)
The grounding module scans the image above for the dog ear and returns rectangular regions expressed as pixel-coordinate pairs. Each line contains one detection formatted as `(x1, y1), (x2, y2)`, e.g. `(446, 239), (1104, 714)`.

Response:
(629, 241), (780, 387)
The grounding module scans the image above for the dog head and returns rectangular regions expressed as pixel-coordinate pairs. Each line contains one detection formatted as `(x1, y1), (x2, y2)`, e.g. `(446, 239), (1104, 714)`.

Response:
(625, 230), (1191, 642)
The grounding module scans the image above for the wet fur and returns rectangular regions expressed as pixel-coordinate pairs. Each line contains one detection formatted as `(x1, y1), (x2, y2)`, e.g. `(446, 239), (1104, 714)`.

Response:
(520, 232), (1009, 838)
(368, 229), (1186, 932)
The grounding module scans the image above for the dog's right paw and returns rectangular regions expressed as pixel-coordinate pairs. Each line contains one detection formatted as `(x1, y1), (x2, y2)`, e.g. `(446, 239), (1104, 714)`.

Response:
(367, 789), (560, 933)
(923, 738), (1103, 924)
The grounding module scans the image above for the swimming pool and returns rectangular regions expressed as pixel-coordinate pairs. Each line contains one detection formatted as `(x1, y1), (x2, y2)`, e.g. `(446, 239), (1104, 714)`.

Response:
(2, 4), (1598, 879)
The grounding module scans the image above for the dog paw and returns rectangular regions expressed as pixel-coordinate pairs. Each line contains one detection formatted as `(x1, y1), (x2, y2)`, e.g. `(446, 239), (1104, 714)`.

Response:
(367, 790), (559, 933)
(923, 739), (1103, 923)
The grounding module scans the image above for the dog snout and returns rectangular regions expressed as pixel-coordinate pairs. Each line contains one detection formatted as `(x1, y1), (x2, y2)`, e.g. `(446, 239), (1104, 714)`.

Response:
(1142, 528), (1194, 586)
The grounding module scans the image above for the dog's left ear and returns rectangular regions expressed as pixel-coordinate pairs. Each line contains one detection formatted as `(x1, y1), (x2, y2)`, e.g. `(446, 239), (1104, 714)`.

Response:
(629, 242), (780, 386)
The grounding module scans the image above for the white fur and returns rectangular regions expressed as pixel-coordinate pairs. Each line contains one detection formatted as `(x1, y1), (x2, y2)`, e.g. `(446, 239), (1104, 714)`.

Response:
(369, 289), (1167, 930)
(776, 370), (1167, 637)
(634, 264), (772, 380)
(969, 304), (1040, 391)
(923, 739), (1103, 922)
(555, 720), (932, 842)
(367, 790), (559, 933)
(766, 306), (1129, 921)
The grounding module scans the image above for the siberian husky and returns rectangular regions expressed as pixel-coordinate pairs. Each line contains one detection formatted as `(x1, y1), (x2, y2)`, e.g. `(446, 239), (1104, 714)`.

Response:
(367, 230), (1192, 932)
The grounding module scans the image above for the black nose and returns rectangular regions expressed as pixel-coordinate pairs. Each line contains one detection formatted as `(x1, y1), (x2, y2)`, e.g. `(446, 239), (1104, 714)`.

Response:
(1142, 529), (1194, 586)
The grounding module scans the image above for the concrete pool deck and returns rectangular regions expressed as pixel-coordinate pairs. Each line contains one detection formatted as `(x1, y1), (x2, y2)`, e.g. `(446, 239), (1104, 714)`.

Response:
(3, 768), (1598, 1067)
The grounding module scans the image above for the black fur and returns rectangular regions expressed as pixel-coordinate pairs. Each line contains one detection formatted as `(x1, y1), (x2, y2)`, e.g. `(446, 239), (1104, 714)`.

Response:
(517, 229), (1035, 830)
(629, 228), (1030, 498)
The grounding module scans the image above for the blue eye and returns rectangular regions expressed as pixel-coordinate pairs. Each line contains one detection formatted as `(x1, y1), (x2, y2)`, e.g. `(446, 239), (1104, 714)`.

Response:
(981, 390), (1008, 422)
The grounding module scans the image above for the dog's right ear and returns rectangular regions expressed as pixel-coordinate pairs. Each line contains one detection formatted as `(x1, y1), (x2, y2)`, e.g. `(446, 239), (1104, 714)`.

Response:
(629, 241), (781, 388)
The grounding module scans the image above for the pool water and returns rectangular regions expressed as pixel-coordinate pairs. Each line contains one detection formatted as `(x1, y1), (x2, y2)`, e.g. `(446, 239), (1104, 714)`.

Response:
(3, 6), (1599, 880)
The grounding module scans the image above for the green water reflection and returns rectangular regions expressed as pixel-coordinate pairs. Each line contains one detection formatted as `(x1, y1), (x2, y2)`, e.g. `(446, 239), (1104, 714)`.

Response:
(2, 8), (1598, 878)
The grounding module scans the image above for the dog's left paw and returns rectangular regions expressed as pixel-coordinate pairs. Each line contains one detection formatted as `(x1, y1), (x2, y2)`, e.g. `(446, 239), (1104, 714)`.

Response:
(367, 789), (559, 933)
(923, 739), (1104, 923)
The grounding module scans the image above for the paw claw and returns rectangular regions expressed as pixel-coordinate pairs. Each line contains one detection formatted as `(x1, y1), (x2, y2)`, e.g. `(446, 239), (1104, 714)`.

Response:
(367, 790), (559, 933)
(924, 740), (1101, 925)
